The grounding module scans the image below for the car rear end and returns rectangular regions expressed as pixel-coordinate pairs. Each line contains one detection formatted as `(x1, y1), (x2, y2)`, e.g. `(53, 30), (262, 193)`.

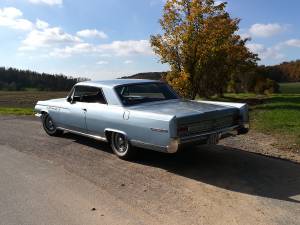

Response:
(167, 104), (249, 153)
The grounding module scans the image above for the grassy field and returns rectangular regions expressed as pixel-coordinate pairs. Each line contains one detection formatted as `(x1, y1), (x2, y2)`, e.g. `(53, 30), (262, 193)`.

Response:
(0, 107), (34, 115)
(279, 82), (300, 94)
(0, 91), (67, 115)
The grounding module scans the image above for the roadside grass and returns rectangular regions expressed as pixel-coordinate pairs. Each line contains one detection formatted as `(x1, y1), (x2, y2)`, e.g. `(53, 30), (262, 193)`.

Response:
(202, 82), (300, 152)
(0, 107), (34, 115)
(279, 82), (300, 94)
(209, 83), (300, 151)
(250, 94), (300, 151)
(0, 91), (67, 108)
(0, 91), (67, 116)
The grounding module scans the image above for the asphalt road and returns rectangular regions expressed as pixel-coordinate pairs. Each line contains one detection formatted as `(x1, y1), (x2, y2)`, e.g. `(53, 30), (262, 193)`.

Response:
(0, 116), (299, 225)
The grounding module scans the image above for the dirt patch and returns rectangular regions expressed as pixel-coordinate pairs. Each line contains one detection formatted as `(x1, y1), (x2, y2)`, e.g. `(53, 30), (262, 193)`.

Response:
(221, 131), (300, 164)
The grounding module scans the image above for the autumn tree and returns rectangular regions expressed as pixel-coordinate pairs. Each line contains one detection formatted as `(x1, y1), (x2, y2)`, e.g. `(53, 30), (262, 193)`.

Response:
(150, 0), (258, 98)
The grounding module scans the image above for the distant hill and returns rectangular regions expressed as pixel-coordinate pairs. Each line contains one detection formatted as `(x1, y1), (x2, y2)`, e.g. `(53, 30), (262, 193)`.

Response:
(0, 67), (88, 91)
(121, 72), (166, 80)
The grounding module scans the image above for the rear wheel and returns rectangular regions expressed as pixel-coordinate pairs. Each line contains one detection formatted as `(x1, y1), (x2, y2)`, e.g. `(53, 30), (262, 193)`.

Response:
(42, 113), (63, 136)
(110, 132), (135, 159)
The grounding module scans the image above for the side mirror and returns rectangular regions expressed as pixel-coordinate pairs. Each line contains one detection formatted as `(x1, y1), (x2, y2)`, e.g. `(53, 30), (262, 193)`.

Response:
(67, 96), (73, 103)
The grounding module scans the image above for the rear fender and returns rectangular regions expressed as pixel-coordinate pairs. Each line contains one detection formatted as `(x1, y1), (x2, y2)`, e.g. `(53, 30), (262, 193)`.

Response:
(195, 100), (249, 124)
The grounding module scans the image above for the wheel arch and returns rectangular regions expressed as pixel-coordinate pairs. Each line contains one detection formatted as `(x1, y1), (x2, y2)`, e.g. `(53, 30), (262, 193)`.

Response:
(104, 128), (128, 143)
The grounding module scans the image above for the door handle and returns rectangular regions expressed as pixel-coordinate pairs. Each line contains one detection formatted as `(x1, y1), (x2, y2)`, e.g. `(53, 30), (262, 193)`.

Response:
(82, 108), (87, 112)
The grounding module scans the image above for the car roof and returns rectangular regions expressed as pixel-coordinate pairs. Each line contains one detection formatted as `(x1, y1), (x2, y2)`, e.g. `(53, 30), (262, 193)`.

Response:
(76, 79), (162, 88)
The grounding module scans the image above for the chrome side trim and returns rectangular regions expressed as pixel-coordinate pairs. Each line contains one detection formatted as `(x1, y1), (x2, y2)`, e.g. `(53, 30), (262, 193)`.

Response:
(130, 140), (168, 153)
(104, 128), (127, 137)
(57, 127), (107, 142)
(131, 139), (179, 154)
(180, 125), (239, 144)
(35, 113), (42, 118)
(150, 128), (168, 133)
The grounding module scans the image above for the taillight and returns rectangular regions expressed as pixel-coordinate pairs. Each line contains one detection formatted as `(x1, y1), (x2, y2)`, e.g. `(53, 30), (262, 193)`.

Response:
(177, 126), (188, 136)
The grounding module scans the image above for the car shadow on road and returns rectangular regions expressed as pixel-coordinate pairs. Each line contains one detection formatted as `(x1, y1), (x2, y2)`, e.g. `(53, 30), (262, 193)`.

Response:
(134, 145), (300, 204)
(62, 132), (113, 154)
(62, 133), (300, 204)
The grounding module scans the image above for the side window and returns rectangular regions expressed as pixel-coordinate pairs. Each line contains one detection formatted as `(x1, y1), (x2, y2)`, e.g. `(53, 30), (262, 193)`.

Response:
(73, 86), (107, 104)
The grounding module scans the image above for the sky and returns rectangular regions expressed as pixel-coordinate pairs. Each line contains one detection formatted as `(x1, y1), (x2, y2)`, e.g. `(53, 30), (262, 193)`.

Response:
(0, 0), (300, 80)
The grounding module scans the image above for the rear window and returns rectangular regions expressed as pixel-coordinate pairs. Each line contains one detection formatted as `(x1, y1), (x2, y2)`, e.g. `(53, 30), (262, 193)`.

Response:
(115, 82), (179, 106)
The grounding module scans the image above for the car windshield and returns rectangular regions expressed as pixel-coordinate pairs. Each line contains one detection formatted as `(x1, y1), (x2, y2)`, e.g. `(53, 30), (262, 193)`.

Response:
(115, 82), (179, 106)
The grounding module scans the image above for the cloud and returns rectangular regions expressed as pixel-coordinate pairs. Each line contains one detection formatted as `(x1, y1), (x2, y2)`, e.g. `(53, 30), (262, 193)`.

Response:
(249, 23), (285, 38)
(35, 19), (49, 29)
(285, 39), (300, 48)
(214, 1), (225, 6)
(99, 40), (153, 56)
(246, 43), (284, 60)
(77, 29), (108, 39)
(124, 60), (133, 64)
(239, 33), (251, 40)
(49, 40), (153, 58)
(0, 7), (33, 31)
(20, 26), (82, 51)
(28, 0), (63, 6)
(97, 60), (109, 65)
(49, 43), (95, 57)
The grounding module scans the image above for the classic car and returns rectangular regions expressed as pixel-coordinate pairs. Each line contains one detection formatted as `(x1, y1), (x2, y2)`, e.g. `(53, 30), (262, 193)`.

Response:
(34, 79), (249, 159)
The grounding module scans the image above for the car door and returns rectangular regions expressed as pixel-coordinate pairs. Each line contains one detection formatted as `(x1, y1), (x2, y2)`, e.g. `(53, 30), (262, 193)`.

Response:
(59, 85), (89, 132)
(84, 88), (112, 138)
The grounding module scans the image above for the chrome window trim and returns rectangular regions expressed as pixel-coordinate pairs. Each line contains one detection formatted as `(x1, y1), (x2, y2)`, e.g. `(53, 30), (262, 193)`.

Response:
(72, 85), (108, 105)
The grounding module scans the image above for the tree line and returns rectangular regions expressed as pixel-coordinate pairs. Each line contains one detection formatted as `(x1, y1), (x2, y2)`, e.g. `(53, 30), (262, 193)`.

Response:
(0, 67), (88, 91)
(258, 60), (300, 83)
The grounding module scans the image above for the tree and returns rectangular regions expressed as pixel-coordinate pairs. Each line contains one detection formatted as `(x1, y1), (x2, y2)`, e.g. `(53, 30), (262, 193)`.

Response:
(150, 0), (258, 98)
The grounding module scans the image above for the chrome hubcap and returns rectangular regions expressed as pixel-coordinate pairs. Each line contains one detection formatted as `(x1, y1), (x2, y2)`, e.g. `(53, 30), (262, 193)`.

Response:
(45, 116), (55, 131)
(114, 134), (128, 153)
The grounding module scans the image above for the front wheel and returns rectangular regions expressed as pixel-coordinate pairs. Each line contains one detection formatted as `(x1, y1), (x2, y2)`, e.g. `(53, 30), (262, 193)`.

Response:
(42, 113), (63, 136)
(110, 132), (135, 159)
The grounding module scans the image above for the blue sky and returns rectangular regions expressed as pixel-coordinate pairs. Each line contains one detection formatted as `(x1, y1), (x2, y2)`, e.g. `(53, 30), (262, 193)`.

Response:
(0, 0), (300, 79)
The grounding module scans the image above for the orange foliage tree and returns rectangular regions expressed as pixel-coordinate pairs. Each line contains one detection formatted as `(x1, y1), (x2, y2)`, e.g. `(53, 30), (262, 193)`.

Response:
(150, 0), (258, 98)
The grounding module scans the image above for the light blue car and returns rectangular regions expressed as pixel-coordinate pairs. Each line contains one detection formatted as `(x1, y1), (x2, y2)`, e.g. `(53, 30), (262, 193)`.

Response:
(34, 79), (249, 159)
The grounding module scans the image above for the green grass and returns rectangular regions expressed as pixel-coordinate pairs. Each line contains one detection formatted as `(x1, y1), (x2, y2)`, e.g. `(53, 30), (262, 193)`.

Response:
(0, 107), (34, 115)
(0, 90), (67, 116)
(217, 83), (300, 151)
(203, 83), (300, 151)
(0, 91), (67, 108)
(250, 94), (300, 149)
(280, 82), (300, 94)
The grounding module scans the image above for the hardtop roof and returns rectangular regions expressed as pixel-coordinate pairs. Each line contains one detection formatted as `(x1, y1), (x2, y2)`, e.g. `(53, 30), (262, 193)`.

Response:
(76, 79), (162, 88)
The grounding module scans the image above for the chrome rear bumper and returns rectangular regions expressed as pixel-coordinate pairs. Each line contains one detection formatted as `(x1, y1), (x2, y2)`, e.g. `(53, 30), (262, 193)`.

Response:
(127, 124), (249, 154)
(179, 124), (240, 144)
(166, 124), (249, 153)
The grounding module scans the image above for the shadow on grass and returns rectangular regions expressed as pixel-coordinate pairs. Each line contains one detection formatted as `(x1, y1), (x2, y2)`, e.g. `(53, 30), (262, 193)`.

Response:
(254, 105), (300, 111)
(218, 94), (300, 111)
(63, 132), (300, 204)
(269, 95), (300, 104)
(211, 96), (266, 106)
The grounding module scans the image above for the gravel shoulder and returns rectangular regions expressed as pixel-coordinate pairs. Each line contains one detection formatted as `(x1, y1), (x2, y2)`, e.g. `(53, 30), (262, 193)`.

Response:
(221, 131), (300, 164)
(0, 115), (299, 225)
